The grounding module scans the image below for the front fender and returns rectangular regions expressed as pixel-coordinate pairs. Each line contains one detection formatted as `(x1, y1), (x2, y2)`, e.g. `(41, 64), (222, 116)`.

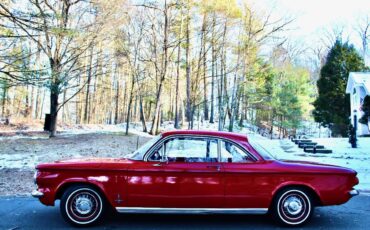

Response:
(37, 171), (121, 208)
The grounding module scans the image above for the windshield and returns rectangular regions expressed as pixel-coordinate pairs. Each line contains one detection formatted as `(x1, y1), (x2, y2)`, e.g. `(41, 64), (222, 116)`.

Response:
(249, 140), (276, 160)
(126, 135), (161, 160)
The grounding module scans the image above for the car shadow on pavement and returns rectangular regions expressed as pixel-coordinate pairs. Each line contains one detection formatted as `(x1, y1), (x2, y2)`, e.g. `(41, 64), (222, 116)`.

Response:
(91, 207), (361, 230)
(0, 197), (366, 229)
(101, 213), (276, 229)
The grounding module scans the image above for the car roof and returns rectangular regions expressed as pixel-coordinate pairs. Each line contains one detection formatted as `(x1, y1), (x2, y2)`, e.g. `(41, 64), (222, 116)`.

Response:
(161, 130), (248, 142)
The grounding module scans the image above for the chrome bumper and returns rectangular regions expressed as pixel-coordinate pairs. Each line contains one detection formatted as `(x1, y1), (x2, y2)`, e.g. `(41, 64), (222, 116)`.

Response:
(349, 189), (359, 197)
(31, 190), (44, 198)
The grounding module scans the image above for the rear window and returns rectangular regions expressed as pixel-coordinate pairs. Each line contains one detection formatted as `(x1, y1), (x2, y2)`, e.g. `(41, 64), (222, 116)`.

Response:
(220, 140), (254, 163)
(249, 140), (275, 160)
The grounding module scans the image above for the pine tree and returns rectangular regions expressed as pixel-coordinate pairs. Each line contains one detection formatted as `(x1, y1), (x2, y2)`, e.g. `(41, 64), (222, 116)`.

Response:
(313, 40), (366, 137)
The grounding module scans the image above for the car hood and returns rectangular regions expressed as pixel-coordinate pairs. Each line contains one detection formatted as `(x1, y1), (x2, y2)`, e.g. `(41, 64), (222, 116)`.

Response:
(36, 157), (135, 170)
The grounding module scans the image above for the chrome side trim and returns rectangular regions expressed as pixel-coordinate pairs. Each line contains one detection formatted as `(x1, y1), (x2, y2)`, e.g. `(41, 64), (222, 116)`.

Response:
(349, 189), (359, 197)
(116, 207), (268, 214)
(31, 190), (44, 198)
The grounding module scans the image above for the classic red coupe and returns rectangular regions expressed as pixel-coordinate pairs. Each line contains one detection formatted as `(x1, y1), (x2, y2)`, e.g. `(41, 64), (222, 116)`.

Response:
(32, 130), (359, 226)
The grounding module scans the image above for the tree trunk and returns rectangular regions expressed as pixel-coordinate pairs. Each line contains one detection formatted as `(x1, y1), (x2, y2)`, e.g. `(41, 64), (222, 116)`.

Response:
(30, 85), (34, 119)
(228, 46), (240, 132)
(218, 58), (223, 131)
(218, 20), (228, 131)
(49, 88), (59, 138)
(150, 82), (164, 135)
(174, 9), (184, 129)
(228, 74), (238, 132)
(210, 13), (217, 124)
(83, 47), (94, 123)
(1, 86), (7, 117)
(125, 74), (135, 135)
(198, 13), (209, 121)
(147, 101), (152, 122)
(203, 34), (209, 121)
(270, 112), (274, 140)
(25, 85), (30, 118)
(174, 41), (181, 129)
(150, 0), (169, 135)
(139, 95), (147, 132)
(114, 67), (120, 124)
(35, 86), (41, 120)
(62, 89), (68, 123)
(180, 99), (186, 126)
(185, 5), (191, 124)
(40, 88), (46, 120)
(48, 58), (61, 138)
(190, 106), (196, 129)
(122, 71), (128, 123)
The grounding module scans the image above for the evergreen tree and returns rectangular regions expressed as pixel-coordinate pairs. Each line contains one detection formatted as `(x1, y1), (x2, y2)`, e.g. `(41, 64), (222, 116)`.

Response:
(313, 40), (366, 137)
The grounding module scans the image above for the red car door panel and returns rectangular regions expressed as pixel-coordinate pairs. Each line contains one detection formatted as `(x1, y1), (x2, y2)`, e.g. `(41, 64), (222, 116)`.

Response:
(126, 161), (223, 208)
(222, 162), (273, 208)
(220, 139), (273, 208)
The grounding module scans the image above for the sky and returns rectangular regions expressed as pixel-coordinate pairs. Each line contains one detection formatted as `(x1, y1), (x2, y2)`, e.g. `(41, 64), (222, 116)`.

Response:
(250, 0), (370, 64)
(260, 0), (370, 34)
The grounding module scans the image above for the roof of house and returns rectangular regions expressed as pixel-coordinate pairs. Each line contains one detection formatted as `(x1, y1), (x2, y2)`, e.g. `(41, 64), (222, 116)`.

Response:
(346, 72), (370, 95)
(161, 130), (248, 142)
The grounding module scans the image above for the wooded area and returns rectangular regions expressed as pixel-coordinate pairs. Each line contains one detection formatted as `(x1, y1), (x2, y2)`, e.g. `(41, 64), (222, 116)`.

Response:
(0, 0), (369, 137)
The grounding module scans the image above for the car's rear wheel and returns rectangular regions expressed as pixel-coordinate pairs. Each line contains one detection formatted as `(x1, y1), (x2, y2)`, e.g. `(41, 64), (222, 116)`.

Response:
(60, 185), (105, 226)
(272, 188), (313, 226)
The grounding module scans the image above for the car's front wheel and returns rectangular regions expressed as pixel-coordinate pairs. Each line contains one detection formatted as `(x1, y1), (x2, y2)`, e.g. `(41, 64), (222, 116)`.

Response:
(272, 188), (314, 226)
(60, 185), (105, 226)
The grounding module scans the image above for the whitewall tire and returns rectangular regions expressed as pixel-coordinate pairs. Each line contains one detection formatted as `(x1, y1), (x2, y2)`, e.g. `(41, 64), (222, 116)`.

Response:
(60, 185), (105, 226)
(272, 188), (314, 226)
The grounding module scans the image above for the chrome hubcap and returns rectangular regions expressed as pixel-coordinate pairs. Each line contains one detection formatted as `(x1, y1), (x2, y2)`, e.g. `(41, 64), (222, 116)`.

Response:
(75, 195), (93, 215)
(283, 196), (303, 215)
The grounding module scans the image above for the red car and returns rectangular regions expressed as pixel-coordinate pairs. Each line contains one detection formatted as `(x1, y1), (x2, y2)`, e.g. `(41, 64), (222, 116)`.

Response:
(32, 130), (359, 226)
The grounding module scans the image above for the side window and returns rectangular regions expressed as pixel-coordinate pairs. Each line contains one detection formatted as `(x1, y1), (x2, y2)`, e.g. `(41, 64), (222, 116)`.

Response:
(148, 144), (164, 161)
(220, 140), (253, 163)
(149, 137), (218, 163)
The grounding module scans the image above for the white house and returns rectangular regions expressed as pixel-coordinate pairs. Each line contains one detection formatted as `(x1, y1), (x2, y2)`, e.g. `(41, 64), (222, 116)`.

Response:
(346, 72), (370, 136)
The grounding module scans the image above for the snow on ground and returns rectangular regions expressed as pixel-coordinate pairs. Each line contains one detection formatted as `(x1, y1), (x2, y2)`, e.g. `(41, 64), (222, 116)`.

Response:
(0, 123), (153, 141)
(0, 132), (151, 170)
(0, 130), (152, 196)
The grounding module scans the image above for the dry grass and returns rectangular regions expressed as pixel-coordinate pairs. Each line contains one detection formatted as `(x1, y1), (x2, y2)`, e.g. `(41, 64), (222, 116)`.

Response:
(0, 132), (151, 196)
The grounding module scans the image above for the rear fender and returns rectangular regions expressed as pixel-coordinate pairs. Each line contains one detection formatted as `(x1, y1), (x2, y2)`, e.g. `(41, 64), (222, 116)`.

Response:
(271, 181), (322, 206)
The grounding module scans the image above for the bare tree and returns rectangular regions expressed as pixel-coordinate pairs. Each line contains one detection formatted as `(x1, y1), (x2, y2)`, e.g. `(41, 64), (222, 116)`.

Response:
(356, 15), (370, 62)
(0, 1), (106, 136)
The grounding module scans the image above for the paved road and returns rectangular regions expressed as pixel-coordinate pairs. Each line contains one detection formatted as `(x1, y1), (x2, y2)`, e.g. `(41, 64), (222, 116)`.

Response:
(0, 195), (369, 229)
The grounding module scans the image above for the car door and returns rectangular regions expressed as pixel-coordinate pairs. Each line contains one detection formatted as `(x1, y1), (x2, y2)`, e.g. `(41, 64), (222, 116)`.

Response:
(220, 140), (271, 209)
(126, 136), (224, 208)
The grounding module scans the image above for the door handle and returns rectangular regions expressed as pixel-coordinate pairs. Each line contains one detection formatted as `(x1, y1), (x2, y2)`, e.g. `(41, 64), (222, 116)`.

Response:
(207, 165), (221, 171)
(153, 163), (162, 167)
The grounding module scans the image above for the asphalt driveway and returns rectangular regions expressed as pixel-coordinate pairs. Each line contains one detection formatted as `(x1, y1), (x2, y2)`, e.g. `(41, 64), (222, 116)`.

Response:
(0, 195), (369, 229)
